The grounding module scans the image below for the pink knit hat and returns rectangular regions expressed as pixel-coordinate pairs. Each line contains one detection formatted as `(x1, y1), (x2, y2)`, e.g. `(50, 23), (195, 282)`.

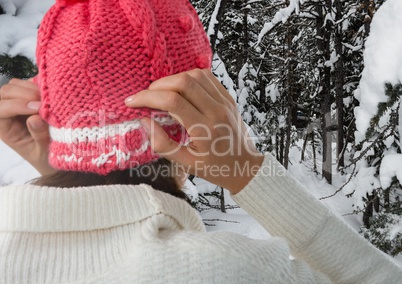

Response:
(35, 0), (212, 175)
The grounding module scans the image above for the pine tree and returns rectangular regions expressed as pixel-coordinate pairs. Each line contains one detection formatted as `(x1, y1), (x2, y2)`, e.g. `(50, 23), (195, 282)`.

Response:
(0, 54), (37, 79)
(361, 83), (402, 226)
(0, 2), (39, 80)
(192, 0), (387, 195)
(339, 0), (389, 231)
(348, 82), (402, 255)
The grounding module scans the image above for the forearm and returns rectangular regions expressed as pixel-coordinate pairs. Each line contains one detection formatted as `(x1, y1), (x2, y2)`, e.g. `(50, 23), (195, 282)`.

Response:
(232, 154), (402, 283)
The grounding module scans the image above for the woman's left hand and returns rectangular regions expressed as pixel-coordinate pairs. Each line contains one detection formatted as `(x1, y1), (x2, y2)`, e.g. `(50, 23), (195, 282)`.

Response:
(0, 79), (54, 176)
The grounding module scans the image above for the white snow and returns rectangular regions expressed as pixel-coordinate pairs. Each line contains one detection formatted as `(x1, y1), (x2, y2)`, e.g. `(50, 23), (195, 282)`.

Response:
(266, 83), (279, 103)
(324, 51), (339, 70)
(347, 0), (402, 217)
(0, 140), (39, 186)
(354, 0), (402, 143)
(211, 53), (237, 102)
(207, 0), (222, 39)
(343, 162), (380, 210)
(0, 0), (53, 62)
(380, 154), (402, 190)
(0, 0), (16, 14)
(237, 62), (266, 125)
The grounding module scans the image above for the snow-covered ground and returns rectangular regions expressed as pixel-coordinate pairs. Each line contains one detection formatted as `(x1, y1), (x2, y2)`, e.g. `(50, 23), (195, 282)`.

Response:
(0, 140), (40, 185)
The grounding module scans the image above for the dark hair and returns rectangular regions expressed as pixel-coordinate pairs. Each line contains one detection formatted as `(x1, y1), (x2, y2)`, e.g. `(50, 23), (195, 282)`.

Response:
(32, 158), (190, 203)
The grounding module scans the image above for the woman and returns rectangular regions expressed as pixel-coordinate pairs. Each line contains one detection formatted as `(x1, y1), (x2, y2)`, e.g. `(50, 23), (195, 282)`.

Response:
(0, 0), (401, 283)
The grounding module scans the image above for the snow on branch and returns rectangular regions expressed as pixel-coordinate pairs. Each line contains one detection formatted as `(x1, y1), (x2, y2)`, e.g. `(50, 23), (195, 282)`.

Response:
(207, 0), (222, 38)
(380, 154), (402, 190)
(255, 0), (301, 46)
(354, 0), (402, 143)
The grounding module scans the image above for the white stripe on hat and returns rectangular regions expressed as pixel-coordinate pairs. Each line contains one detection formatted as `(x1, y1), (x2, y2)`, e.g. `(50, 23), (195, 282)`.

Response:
(49, 116), (178, 144)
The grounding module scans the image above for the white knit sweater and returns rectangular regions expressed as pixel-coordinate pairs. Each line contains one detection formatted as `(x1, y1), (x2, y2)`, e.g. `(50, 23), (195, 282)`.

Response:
(0, 154), (401, 283)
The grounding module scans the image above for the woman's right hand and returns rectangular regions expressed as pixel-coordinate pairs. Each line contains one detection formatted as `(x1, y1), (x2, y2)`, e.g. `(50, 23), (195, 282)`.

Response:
(0, 78), (55, 176)
(125, 69), (264, 194)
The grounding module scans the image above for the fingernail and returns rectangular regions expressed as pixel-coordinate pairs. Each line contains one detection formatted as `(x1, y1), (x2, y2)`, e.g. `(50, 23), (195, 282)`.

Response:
(29, 119), (45, 130)
(140, 119), (151, 133)
(125, 96), (134, 104)
(27, 101), (41, 110)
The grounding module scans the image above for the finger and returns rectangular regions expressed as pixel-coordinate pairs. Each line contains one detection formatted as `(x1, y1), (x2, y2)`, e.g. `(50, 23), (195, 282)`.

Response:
(9, 78), (38, 90)
(203, 69), (237, 106)
(126, 90), (206, 129)
(27, 115), (50, 147)
(147, 71), (221, 115)
(184, 69), (226, 104)
(0, 82), (40, 101)
(141, 117), (195, 169)
(0, 100), (41, 119)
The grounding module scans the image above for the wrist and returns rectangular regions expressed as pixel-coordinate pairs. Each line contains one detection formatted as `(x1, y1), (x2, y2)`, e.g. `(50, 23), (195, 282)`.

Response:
(31, 157), (56, 176)
(228, 154), (264, 195)
(37, 165), (57, 176)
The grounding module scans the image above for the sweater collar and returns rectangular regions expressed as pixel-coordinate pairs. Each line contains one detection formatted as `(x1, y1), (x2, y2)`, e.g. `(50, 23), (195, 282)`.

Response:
(0, 183), (205, 233)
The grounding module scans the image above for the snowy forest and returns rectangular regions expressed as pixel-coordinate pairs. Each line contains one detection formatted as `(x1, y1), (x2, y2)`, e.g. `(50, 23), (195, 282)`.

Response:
(2, 0), (402, 259)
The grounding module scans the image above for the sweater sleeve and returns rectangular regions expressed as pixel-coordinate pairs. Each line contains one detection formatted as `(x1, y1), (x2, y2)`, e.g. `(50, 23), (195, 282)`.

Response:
(232, 154), (402, 284)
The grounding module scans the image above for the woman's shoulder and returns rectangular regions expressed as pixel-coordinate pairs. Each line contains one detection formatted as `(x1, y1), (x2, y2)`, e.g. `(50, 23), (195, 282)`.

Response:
(89, 229), (302, 284)
(165, 229), (292, 268)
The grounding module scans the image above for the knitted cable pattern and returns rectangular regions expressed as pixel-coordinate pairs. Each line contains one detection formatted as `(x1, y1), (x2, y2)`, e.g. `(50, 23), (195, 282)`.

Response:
(35, 0), (212, 174)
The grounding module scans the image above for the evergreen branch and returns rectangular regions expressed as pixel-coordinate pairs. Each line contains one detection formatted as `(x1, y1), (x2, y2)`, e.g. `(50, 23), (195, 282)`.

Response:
(337, 117), (356, 169)
(324, 84), (402, 200)
(320, 162), (357, 200)
(341, 122), (395, 171)
(203, 218), (240, 227)
(0, 54), (37, 79)
(366, 83), (402, 139)
(203, 219), (239, 224)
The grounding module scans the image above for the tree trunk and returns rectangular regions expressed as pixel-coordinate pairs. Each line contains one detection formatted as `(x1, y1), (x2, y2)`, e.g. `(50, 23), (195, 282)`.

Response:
(242, 5), (250, 67)
(209, 0), (228, 53)
(316, 1), (332, 184)
(384, 189), (390, 212)
(275, 134), (280, 160)
(334, 0), (345, 168)
(279, 130), (285, 165)
(283, 12), (295, 169)
(301, 130), (308, 161)
(362, 0), (372, 37)
(363, 194), (374, 228)
(220, 187), (226, 213)
(312, 131), (318, 174)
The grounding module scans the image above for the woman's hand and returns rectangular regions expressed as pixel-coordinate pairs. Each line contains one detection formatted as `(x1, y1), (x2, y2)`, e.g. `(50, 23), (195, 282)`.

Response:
(125, 69), (264, 194)
(0, 79), (55, 176)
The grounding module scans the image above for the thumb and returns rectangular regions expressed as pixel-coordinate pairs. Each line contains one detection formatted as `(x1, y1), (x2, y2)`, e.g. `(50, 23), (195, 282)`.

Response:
(141, 117), (193, 167)
(27, 115), (50, 147)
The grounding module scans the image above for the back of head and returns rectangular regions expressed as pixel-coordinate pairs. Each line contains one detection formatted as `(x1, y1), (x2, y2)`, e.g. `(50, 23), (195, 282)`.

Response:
(33, 158), (190, 202)
(35, 0), (212, 174)
(33, 0), (212, 196)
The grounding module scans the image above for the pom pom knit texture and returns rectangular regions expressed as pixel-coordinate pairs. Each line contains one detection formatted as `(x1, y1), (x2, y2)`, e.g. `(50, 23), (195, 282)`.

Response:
(36, 0), (212, 174)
